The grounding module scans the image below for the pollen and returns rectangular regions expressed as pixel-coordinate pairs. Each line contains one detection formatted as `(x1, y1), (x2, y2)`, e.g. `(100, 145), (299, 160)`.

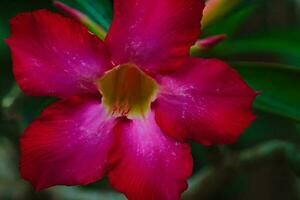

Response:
(96, 63), (159, 118)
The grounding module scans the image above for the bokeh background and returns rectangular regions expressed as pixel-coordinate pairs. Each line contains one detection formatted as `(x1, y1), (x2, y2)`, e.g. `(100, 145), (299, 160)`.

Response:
(0, 0), (300, 199)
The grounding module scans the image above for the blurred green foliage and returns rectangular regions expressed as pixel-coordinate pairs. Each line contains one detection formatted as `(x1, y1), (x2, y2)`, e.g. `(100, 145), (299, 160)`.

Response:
(0, 0), (300, 200)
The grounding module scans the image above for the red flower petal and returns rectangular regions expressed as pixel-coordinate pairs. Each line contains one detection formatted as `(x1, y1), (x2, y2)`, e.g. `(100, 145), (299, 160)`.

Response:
(105, 0), (204, 75)
(6, 10), (111, 98)
(154, 58), (256, 145)
(108, 111), (193, 200)
(20, 96), (115, 190)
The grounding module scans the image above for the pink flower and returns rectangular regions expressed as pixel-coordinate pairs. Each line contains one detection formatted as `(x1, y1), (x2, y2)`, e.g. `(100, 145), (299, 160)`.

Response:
(194, 34), (227, 50)
(5, 1), (256, 199)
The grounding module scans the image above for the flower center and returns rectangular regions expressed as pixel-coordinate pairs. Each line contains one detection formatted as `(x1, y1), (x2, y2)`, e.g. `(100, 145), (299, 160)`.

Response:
(96, 63), (159, 118)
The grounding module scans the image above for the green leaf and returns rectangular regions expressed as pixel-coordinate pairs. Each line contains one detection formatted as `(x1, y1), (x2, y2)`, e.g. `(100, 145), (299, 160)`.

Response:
(231, 61), (300, 122)
(60, 0), (113, 31)
(236, 112), (300, 149)
(206, 29), (300, 65)
(202, 3), (257, 37)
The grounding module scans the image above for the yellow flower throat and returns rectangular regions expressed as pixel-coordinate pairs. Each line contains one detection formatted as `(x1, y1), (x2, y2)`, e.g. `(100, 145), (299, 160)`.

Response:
(97, 63), (159, 118)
